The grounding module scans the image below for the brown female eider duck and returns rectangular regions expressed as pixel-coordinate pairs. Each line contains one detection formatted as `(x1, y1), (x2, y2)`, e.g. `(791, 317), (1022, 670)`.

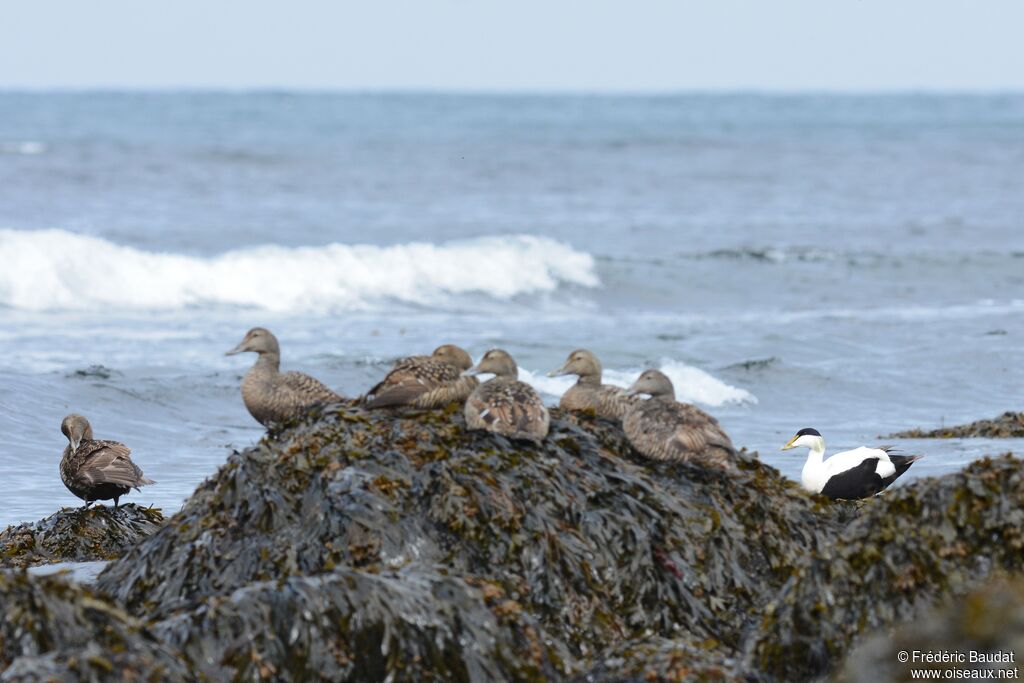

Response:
(547, 348), (635, 420)
(623, 369), (736, 468)
(365, 344), (478, 409)
(464, 349), (549, 442)
(226, 327), (343, 427)
(60, 414), (154, 508)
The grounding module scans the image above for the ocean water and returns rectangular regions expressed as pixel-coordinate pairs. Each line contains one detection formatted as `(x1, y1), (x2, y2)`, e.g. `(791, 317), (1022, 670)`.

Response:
(1, 92), (1022, 527)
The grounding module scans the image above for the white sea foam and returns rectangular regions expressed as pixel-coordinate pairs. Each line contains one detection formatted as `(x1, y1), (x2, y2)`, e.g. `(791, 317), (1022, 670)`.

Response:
(0, 141), (47, 155)
(519, 358), (756, 408)
(0, 229), (598, 312)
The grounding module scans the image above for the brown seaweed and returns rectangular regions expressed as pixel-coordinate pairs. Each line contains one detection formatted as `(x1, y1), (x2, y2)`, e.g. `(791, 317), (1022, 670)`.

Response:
(2, 404), (1024, 681)
(0, 504), (164, 569)
(888, 411), (1024, 438)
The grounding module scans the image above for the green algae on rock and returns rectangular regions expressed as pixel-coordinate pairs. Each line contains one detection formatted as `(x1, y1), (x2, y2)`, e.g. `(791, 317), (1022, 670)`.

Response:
(888, 411), (1024, 438)
(0, 504), (164, 569)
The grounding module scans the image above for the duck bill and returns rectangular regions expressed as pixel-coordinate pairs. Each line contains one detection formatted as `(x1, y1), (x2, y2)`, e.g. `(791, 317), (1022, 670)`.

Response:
(225, 342), (247, 356)
(624, 381), (644, 397)
(546, 363), (571, 378)
(780, 435), (799, 451)
(70, 436), (81, 452)
(461, 366), (482, 377)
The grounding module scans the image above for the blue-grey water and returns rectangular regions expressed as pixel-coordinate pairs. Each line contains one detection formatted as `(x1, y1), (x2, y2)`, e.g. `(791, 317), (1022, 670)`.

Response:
(1, 93), (1022, 528)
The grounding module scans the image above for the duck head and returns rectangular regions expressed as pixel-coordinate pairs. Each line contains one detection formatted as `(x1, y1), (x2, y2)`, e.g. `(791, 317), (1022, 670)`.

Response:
(226, 327), (280, 357)
(61, 413), (94, 452)
(781, 427), (824, 452)
(548, 349), (602, 382)
(432, 344), (474, 371)
(464, 349), (518, 379)
(626, 369), (675, 399)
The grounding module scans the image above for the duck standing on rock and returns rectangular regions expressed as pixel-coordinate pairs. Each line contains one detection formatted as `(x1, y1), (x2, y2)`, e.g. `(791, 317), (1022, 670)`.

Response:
(623, 369), (737, 468)
(60, 414), (154, 508)
(464, 349), (549, 442)
(781, 427), (922, 500)
(365, 344), (478, 409)
(547, 349), (635, 420)
(226, 327), (343, 427)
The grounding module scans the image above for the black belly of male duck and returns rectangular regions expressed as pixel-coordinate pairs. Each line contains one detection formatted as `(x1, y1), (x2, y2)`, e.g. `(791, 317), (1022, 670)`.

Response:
(819, 453), (922, 500)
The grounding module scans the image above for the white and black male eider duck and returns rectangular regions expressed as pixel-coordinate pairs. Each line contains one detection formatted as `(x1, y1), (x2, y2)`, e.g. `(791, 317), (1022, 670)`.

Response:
(781, 427), (922, 500)
(60, 414), (154, 508)
(226, 327), (344, 427)
(463, 349), (549, 442)
(623, 369), (737, 468)
(547, 349), (635, 420)
(365, 344), (478, 409)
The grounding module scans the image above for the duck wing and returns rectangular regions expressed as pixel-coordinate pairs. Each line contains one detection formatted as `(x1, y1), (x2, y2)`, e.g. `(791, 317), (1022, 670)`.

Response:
(826, 447), (896, 479)
(669, 403), (736, 456)
(76, 440), (153, 489)
(819, 457), (883, 500)
(880, 448), (923, 488)
(467, 380), (549, 438)
(281, 371), (343, 404)
(366, 359), (460, 408)
(596, 385), (637, 420)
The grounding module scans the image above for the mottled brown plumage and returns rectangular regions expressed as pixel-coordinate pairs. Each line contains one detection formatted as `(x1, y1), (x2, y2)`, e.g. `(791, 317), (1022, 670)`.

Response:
(547, 349), (636, 420)
(623, 370), (737, 468)
(366, 344), (478, 409)
(464, 349), (549, 442)
(227, 327), (343, 427)
(59, 414), (154, 508)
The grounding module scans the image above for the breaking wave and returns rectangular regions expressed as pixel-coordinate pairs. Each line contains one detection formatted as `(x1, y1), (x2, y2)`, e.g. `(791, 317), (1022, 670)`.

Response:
(520, 358), (757, 408)
(0, 229), (599, 312)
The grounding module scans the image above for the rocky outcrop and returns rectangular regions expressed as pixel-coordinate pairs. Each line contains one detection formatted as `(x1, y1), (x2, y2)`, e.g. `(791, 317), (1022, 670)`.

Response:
(0, 571), (189, 682)
(3, 405), (1024, 681)
(889, 411), (1024, 438)
(835, 578), (1024, 682)
(0, 504), (164, 569)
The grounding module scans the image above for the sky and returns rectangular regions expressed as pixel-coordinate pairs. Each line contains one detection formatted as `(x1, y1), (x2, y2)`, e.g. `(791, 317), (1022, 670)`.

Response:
(1, 0), (1022, 92)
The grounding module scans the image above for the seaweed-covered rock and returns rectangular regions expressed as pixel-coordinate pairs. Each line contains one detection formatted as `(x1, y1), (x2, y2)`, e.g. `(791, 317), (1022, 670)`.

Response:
(155, 567), (566, 682)
(0, 571), (189, 682)
(0, 505), (164, 569)
(10, 402), (1016, 683)
(889, 411), (1024, 438)
(579, 636), (738, 682)
(835, 578), (1024, 683)
(97, 406), (838, 679)
(744, 455), (1024, 680)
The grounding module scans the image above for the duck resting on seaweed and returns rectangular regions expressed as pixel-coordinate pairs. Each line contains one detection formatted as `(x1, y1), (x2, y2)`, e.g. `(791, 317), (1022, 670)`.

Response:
(365, 344), (477, 409)
(623, 369), (737, 468)
(60, 414), (155, 508)
(780, 427), (922, 500)
(463, 349), (549, 443)
(227, 327), (344, 427)
(547, 348), (635, 420)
